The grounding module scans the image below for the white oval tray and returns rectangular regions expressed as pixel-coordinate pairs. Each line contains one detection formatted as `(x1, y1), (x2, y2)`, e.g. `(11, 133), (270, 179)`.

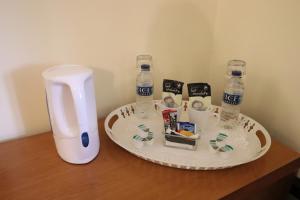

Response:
(104, 100), (271, 170)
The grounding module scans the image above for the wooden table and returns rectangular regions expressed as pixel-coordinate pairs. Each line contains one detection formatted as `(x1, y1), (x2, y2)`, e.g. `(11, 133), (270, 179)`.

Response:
(0, 118), (299, 200)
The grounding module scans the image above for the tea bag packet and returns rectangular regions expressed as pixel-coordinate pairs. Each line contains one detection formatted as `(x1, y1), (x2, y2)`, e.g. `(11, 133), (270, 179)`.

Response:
(162, 109), (177, 131)
(162, 79), (184, 108)
(176, 122), (196, 137)
(187, 83), (211, 111)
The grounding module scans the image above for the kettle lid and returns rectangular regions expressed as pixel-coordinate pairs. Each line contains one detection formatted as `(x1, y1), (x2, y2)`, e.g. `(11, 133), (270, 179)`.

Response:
(42, 65), (92, 81)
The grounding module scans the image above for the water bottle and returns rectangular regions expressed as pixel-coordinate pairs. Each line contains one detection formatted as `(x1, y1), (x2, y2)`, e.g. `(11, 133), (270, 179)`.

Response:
(220, 60), (246, 129)
(136, 55), (154, 119)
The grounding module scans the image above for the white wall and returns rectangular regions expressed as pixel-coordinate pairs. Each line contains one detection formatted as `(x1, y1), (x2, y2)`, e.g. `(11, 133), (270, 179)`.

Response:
(209, 0), (300, 152)
(0, 0), (218, 141)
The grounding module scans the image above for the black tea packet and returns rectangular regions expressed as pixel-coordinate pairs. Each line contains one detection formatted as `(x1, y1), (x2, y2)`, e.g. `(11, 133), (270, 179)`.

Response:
(162, 79), (184, 108)
(187, 83), (211, 111)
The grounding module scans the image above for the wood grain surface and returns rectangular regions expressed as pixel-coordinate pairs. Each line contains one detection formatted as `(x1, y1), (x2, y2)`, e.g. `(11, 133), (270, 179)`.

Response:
(0, 118), (299, 200)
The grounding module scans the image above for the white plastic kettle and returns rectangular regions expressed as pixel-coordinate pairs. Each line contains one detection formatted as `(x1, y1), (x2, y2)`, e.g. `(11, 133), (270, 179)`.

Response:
(42, 65), (100, 164)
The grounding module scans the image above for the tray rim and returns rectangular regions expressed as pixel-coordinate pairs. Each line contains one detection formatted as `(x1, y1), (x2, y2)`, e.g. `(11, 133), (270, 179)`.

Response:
(104, 100), (271, 170)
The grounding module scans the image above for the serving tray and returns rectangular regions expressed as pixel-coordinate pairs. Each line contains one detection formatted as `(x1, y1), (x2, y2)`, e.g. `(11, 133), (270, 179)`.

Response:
(104, 100), (271, 170)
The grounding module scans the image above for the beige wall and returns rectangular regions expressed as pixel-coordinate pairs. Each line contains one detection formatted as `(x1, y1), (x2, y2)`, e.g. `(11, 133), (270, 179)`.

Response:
(0, 0), (218, 141)
(1, 0), (300, 155)
(209, 0), (300, 152)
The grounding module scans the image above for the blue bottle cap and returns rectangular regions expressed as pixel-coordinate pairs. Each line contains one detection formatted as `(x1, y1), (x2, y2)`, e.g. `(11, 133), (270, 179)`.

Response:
(231, 70), (242, 76)
(141, 64), (150, 70)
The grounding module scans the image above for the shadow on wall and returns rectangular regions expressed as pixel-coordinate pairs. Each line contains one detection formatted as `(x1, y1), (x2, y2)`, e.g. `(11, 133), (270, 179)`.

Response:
(242, 75), (279, 131)
(147, 1), (214, 99)
(9, 65), (51, 137)
(244, 75), (296, 148)
(91, 67), (116, 118)
(9, 65), (116, 137)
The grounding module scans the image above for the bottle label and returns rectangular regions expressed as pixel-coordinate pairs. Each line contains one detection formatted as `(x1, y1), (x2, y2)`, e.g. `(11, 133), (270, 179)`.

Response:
(137, 86), (153, 96)
(223, 93), (242, 105)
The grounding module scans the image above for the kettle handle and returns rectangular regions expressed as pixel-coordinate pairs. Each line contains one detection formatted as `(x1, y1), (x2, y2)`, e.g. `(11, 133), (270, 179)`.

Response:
(69, 80), (89, 136)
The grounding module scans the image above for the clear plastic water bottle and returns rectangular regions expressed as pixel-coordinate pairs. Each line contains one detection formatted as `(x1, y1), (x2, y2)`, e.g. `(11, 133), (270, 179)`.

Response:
(220, 60), (246, 129)
(136, 55), (154, 119)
